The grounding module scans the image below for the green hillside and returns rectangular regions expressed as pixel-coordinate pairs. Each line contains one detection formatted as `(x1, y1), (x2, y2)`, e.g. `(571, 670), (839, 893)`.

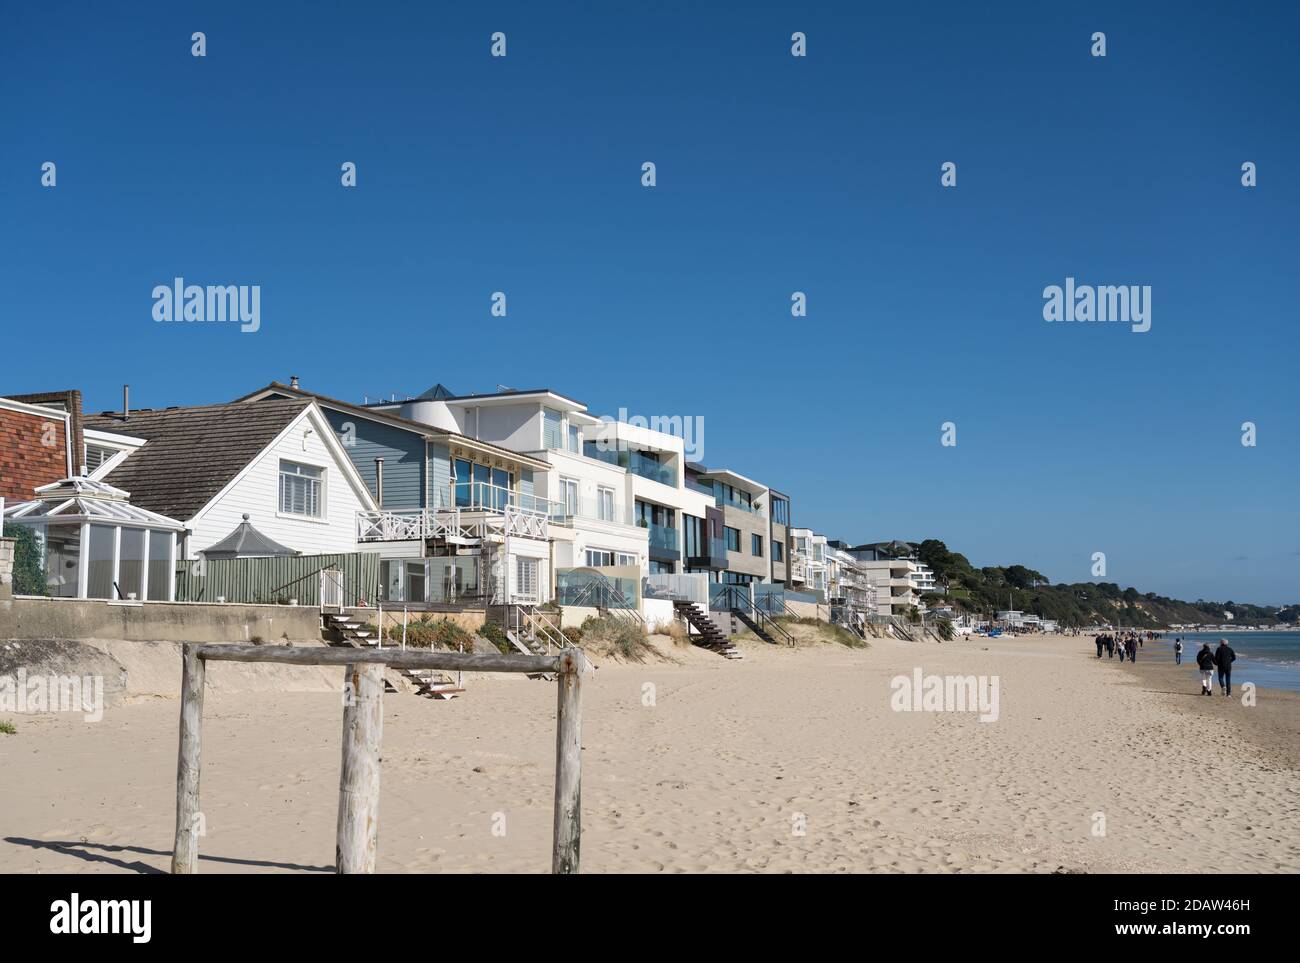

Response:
(913, 539), (1297, 628)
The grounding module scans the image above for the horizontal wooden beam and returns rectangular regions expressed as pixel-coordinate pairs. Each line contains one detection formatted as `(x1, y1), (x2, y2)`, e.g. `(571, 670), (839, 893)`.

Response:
(194, 644), (558, 674)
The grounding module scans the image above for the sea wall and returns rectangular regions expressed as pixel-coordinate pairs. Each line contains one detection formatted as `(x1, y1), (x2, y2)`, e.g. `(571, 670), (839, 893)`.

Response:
(0, 596), (323, 644)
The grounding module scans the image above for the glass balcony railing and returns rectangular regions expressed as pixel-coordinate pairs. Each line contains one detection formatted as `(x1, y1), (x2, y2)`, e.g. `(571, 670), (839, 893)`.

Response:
(718, 494), (764, 517)
(549, 496), (635, 527)
(628, 452), (675, 486)
(641, 521), (679, 552)
(685, 536), (727, 566)
(453, 481), (559, 516)
(583, 444), (676, 487)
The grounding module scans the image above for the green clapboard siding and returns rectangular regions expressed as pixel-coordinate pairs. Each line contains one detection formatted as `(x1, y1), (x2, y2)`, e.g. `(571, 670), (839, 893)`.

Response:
(176, 552), (381, 606)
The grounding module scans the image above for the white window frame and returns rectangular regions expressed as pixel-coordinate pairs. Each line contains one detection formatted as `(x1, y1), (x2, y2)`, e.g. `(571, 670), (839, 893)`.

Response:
(596, 485), (615, 522)
(279, 459), (325, 519)
(559, 476), (580, 516)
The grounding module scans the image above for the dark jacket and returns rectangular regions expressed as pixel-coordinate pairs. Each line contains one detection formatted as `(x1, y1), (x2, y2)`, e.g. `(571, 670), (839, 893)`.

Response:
(1196, 648), (1215, 670)
(1214, 644), (1236, 668)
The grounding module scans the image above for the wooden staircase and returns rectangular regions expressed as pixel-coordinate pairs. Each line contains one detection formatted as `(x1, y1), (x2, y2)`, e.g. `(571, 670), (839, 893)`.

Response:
(488, 605), (563, 679)
(673, 601), (742, 660)
(732, 606), (795, 646)
(322, 612), (465, 700)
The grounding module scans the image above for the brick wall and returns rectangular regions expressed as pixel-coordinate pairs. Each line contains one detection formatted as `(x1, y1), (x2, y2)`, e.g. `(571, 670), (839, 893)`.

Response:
(0, 405), (69, 501)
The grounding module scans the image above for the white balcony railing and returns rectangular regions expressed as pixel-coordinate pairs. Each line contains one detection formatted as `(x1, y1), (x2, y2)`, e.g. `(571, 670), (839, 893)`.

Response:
(356, 504), (550, 544)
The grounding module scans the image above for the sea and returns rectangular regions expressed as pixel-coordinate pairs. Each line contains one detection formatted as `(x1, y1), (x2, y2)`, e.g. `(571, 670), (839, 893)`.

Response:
(1153, 631), (1300, 693)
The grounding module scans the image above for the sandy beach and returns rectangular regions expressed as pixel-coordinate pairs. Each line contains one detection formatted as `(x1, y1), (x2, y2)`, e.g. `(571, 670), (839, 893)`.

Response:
(1, 632), (1296, 874)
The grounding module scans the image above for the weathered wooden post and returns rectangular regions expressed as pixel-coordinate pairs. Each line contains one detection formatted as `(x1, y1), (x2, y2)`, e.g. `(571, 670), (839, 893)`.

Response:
(336, 662), (384, 873)
(552, 647), (586, 874)
(172, 643), (206, 874)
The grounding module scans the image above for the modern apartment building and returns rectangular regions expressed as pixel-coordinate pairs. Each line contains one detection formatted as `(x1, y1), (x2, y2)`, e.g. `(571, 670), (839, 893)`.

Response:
(789, 527), (828, 598)
(581, 411), (713, 577)
(844, 542), (937, 617)
(690, 467), (770, 585)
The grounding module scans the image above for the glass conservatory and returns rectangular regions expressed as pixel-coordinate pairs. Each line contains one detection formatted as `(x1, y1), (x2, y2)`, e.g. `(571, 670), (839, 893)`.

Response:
(2, 477), (186, 601)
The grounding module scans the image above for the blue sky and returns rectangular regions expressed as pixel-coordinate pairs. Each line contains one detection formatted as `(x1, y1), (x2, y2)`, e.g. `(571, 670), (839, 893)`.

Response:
(3, 1), (1297, 604)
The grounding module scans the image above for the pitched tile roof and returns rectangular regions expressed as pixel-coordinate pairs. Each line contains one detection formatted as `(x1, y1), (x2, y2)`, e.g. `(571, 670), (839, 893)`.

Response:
(83, 398), (310, 521)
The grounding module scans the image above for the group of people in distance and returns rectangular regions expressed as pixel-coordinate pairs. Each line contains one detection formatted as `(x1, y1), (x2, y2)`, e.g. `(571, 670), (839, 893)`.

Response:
(1095, 631), (1239, 697)
(1093, 630), (1153, 663)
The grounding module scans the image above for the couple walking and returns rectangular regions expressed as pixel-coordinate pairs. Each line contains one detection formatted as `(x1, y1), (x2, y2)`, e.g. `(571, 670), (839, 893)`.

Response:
(1195, 639), (1237, 696)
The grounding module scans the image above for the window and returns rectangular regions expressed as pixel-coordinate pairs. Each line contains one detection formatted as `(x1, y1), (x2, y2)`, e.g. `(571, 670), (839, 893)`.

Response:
(648, 559), (674, 575)
(516, 557), (539, 601)
(567, 424), (581, 453)
(724, 526), (740, 552)
(771, 497), (790, 526)
(86, 524), (115, 599)
(119, 527), (145, 599)
(404, 561), (427, 603)
(280, 460), (323, 517)
(772, 540), (784, 562)
(542, 407), (563, 449)
(455, 458), (512, 509)
(454, 458), (473, 507)
(85, 444), (116, 472)
(597, 486), (615, 522)
(560, 476), (579, 516)
(586, 549), (638, 568)
(752, 533), (763, 557)
(148, 531), (173, 600)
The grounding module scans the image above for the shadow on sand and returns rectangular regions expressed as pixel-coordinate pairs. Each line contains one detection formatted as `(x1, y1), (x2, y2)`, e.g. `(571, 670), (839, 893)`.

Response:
(3, 837), (333, 874)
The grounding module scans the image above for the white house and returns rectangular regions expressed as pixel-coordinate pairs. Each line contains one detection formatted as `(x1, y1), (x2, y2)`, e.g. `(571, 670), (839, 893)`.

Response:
(84, 397), (377, 561)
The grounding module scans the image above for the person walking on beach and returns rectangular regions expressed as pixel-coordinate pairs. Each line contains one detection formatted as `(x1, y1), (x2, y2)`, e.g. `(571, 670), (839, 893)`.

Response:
(1106, 635), (1115, 658)
(1214, 638), (1237, 697)
(1126, 636), (1137, 662)
(1096, 635), (1104, 658)
(1196, 643), (1215, 696)
(1174, 638), (1183, 665)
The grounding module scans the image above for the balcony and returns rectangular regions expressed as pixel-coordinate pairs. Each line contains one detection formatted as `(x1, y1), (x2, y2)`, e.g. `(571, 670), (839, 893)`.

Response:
(638, 519), (679, 560)
(358, 482), (556, 544)
(584, 444), (676, 487)
(451, 481), (561, 517)
(685, 536), (728, 570)
(717, 495), (765, 518)
(549, 494), (636, 528)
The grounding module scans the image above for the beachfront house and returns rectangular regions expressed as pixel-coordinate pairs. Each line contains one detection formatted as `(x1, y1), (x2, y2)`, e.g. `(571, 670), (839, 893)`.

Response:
(83, 396), (378, 563)
(236, 381), (555, 608)
(363, 384), (649, 584)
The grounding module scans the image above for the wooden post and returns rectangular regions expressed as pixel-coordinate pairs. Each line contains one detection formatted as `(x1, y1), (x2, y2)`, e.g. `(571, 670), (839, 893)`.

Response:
(336, 662), (384, 873)
(552, 647), (586, 874)
(172, 643), (205, 874)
